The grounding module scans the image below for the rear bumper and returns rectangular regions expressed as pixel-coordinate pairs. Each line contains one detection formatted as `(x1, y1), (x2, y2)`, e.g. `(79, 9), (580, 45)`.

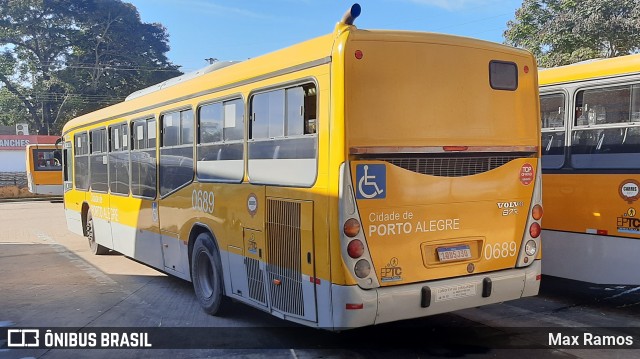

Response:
(331, 260), (541, 329)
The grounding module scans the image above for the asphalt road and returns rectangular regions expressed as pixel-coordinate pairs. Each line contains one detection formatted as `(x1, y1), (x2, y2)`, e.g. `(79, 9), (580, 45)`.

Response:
(1, 201), (639, 358)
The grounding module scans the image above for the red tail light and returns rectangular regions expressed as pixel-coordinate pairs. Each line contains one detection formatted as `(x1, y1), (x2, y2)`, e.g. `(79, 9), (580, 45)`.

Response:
(529, 222), (541, 238)
(347, 239), (364, 258)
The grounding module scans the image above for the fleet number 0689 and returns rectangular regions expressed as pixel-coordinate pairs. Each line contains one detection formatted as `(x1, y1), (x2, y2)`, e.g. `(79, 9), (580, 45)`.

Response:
(192, 190), (215, 214)
(484, 241), (517, 260)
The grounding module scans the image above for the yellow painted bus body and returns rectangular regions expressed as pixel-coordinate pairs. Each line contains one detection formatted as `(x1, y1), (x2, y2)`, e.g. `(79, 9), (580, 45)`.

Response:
(62, 20), (542, 329)
(539, 54), (640, 284)
(25, 143), (63, 195)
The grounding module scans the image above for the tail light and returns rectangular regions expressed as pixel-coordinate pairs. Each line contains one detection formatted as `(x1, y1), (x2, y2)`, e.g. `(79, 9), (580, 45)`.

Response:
(347, 239), (364, 258)
(532, 204), (543, 220)
(529, 222), (541, 238)
(339, 162), (379, 288)
(344, 218), (361, 237)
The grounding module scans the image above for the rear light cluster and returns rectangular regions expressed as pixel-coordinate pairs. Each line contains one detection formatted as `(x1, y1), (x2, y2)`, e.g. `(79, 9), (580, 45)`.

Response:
(522, 205), (543, 263)
(517, 164), (543, 267)
(343, 220), (369, 277)
(529, 204), (543, 239)
(339, 163), (379, 288)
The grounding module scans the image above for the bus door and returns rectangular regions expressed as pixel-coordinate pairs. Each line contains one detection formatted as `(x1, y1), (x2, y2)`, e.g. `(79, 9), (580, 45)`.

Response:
(88, 127), (114, 249)
(62, 139), (85, 237)
(124, 118), (165, 272)
(156, 110), (194, 279)
(62, 141), (73, 194)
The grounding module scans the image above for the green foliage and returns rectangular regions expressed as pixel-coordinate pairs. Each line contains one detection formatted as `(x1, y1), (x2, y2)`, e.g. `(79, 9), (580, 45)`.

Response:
(0, 88), (30, 126)
(504, 0), (640, 67)
(0, 0), (182, 135)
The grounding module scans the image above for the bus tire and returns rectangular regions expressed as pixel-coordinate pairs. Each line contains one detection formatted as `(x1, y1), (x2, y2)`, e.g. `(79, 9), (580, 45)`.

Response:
(86, 211), (109, 255)
(191, 232), (227, 315)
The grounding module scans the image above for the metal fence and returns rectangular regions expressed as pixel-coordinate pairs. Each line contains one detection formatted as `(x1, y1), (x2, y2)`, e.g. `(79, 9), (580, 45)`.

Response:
(0, 172), (27, 187)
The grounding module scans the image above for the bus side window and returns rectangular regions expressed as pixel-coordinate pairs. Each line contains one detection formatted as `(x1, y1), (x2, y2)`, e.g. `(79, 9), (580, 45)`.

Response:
(540, 93), (566, 169)
(159, 109), (194, 196)
(248, 83), (318, 187)
(89, 128), (108, 192)
(109, 123), (130, 196)
(196, 98), (244, 182)
(571, 84), (640, 169)
(130, 118), (157, 199)
(74, 132), (89, 191)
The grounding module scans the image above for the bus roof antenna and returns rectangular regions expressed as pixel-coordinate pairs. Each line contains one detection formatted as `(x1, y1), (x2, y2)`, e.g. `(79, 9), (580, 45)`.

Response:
(340, 3), (361, 26)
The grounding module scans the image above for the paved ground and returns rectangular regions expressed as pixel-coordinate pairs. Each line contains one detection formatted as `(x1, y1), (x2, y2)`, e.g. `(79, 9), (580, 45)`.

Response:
(1, 201), (639, 358)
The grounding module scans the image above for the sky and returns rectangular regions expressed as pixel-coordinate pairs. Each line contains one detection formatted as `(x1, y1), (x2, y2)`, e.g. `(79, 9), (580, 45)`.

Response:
(127, 0), (524, 73)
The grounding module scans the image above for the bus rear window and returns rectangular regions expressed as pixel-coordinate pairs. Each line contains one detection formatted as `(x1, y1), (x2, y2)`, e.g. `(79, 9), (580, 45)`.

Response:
(489, 61), (518, 91)
(33, 149), (62, 171)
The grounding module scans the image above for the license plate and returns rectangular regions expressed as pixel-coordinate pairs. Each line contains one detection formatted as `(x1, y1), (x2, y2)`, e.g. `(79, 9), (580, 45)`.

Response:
(437, 244), (472, 262)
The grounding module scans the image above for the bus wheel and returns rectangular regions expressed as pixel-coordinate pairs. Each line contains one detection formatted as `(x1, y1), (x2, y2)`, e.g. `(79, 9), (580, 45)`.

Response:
(191, 232), (226, 315)
(86, 211), (109, 255)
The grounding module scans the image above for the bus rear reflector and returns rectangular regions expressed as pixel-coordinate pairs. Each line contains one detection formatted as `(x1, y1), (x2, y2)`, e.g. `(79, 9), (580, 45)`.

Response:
(346, 303), (364, 310)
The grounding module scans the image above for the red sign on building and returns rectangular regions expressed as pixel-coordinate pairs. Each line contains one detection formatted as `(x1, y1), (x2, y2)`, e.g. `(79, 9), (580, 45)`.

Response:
(0, 135), (59, 151)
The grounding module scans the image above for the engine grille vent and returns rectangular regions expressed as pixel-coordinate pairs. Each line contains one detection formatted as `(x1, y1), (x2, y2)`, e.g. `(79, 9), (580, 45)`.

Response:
(244, 257), (266, 304)
(380, 155), (525, 177)
(266, 199), (304, 317)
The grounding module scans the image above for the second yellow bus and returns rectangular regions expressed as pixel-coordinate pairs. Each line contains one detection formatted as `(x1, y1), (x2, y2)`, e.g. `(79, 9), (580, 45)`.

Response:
(540, 53), (640, 285)
(25, 143), (63, 196)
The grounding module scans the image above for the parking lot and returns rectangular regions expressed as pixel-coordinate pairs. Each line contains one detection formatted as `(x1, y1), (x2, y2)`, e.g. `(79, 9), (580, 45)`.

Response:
(1, 200), (640, 358)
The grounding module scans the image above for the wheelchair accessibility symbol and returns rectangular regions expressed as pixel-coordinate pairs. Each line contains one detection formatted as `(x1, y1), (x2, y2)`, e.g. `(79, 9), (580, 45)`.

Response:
(356, 164), (386, 199)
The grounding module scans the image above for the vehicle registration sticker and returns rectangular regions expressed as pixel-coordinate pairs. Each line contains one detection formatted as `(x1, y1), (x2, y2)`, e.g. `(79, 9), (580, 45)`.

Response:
(437, 244), (472, 262)
(434, 283), (477, 302)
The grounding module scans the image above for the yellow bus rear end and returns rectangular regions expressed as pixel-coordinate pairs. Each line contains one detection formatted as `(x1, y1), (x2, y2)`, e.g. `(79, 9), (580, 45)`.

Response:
(329, 29), (543, 327)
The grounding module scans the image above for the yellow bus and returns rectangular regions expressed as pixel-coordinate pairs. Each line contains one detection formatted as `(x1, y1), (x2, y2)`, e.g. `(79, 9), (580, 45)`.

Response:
(25, 143), (63, 195)
(61, 4), (542, 329)
(539, 54), (640, 285)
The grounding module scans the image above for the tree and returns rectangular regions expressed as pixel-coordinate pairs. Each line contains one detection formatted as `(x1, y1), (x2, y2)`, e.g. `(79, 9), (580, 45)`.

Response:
(0, 0), (181, 135)
(61, 0), (182, 117)
(504, 0), (640, 67)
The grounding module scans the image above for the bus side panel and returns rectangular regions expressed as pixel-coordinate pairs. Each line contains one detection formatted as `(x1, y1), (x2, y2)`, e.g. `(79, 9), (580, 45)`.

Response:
(63, 163), (85, 237)
(87, 192), (113, 249)
(542, 230), (640, 285)
(543, 173), (640, 238)
(110, 195), (165, 272)
(542, 173), (640, 284)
